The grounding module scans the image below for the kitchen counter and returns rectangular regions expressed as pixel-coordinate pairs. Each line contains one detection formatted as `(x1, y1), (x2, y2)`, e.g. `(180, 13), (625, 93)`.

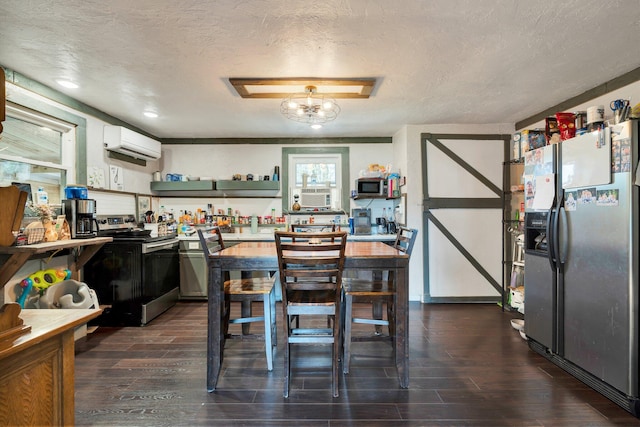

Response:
(178, 231), (396, 242)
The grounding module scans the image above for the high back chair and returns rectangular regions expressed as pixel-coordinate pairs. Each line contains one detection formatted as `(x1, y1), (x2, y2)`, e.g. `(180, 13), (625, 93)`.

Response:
(290, 223), (336, 233)
(274, 230), (347, 398)
(342, 226), (418, 373)
(197, 228), (277, 371)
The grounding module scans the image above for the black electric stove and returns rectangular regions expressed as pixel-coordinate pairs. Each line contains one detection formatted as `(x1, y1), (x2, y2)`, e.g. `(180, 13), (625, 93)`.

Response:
(85, 214), (180, 326)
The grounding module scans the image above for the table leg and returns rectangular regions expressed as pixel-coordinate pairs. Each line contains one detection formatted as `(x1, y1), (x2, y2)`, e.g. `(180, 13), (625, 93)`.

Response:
(395, 264), (409, 388)
(207, 264), (224, 392)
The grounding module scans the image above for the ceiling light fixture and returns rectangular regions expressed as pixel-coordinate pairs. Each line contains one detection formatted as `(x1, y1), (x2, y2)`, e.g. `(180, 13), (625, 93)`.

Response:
(143, 111), (158, 118)
(55, 79), (78, 89)
(280, 85), (340, 127)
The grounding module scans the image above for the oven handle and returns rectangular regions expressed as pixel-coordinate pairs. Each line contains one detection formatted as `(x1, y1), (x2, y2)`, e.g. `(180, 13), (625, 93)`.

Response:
(142, 238), (179, 253)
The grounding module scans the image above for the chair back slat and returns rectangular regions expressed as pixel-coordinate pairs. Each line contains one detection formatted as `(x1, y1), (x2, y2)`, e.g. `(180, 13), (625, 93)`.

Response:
(275, 231), (347, 295)
(197, 227), (225, 264)
(393, 227), (418, 256)
(290, 223), (336, 233)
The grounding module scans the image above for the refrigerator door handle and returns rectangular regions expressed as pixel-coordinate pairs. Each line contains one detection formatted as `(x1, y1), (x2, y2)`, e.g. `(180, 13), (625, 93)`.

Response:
(558, 205), (568, 266)
(547, 207), (557, 270)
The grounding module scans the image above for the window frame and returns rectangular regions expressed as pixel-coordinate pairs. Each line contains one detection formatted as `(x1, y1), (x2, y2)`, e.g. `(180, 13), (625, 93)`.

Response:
(4, 81), (88, 184)
(282, 146), (350, 213)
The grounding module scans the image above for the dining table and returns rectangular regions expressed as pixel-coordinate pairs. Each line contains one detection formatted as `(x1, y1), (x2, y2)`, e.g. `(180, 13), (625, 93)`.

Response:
(206, 240), (410, 392)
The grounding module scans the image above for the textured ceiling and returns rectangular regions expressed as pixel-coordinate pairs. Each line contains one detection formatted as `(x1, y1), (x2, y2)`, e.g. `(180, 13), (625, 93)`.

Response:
(1, 0), (639, 139)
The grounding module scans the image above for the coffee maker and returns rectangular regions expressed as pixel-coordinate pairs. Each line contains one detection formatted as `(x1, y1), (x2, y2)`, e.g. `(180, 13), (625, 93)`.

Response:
(63, 199), (99, 238)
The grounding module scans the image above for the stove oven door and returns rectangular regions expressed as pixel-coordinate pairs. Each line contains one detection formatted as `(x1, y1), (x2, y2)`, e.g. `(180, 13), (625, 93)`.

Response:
(142, 239), (180, 299)
(141, 238), (180, 324)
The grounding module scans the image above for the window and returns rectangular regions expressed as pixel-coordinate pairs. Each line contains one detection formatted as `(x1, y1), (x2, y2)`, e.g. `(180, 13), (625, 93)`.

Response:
(293, 156), (338, 188)
(0, 102), (76, 206)
(282, 147), (349, 212)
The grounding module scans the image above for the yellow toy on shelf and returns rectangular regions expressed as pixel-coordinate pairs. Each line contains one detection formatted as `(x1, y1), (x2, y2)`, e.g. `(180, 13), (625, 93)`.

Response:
(17, 269), (72, 308)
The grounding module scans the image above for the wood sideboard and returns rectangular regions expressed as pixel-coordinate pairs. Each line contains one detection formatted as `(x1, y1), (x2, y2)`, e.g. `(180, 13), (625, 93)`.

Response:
(0, 238), (111, 426)
(0, 308), (102, 426)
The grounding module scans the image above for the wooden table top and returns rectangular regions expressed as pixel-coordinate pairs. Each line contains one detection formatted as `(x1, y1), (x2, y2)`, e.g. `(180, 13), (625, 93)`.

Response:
(215, 241), (408, 259)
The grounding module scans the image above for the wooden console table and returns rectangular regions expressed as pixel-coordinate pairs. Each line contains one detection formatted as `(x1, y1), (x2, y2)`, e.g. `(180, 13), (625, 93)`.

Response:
(0, 237), (111, 426)
(0, 308), (102, 425)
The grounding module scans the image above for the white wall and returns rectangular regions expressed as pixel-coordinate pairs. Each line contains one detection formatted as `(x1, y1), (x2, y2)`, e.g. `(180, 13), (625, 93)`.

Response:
(159, 143), (394, 220)
(393, 123), (514, 301)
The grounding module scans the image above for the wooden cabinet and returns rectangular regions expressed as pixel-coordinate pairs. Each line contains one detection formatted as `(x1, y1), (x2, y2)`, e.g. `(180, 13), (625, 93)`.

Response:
(0, 238), (110, 426)
(0, 309), (101, 426)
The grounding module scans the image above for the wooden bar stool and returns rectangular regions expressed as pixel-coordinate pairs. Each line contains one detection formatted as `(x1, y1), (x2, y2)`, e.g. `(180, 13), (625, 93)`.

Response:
(342, 227), (417, 373)
(198, 228), (277, 371)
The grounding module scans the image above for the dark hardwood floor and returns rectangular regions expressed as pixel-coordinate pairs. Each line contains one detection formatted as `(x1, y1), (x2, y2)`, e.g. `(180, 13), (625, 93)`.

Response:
(74, 302), (640, 426)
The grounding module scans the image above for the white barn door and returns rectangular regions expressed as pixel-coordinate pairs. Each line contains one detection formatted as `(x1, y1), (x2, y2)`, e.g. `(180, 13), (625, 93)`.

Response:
(422, 133), (510, 302)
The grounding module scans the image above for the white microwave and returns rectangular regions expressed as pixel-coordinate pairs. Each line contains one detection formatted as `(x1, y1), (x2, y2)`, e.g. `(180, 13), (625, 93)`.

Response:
(299, 187), (332, 208)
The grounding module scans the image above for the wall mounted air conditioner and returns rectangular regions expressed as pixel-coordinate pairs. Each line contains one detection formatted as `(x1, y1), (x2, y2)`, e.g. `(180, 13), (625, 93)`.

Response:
(103, 125), (161, 161)
(299, 187), (332, 208)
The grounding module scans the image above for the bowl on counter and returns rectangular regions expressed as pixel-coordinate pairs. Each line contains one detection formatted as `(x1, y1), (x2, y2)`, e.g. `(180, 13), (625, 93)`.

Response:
(187, 176), (200, 181)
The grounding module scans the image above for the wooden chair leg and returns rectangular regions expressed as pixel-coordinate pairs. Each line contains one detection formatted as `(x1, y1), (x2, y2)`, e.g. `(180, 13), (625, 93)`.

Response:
(241, 300), (252, 335)
(372, 270), (384, 334)
(263, 295), (273, 371)
(270, 287), (277, 347)
(223, 299), (231, 336)
(372, 301), (384, 335)
(333, 312), (341, 397)
(387, 297), (395, 337)
(284, 316), (291, 398)
(342, 293), (353, 374)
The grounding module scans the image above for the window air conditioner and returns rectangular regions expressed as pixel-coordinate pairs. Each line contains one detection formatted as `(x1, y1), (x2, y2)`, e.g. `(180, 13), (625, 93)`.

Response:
(299, 187), (332, 208)
(103, 125), (162, 161)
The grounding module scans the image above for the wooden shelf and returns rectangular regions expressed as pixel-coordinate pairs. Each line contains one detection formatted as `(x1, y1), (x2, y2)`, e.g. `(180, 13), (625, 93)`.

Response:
(285, 210), (346, 215)
(0, 237), (113, 289)
(351, 194), (399, 200)
(215, 180), (279, 191)
(150, 180), (280, 198)
(150, 181), (216, 191)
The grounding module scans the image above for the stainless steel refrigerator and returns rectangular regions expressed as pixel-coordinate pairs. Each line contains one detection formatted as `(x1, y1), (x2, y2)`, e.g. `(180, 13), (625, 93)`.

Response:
(524, 120), (640, 415)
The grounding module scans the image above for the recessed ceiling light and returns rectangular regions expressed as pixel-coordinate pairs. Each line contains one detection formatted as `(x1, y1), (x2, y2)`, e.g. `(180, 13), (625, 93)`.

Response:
(55, 79), (79, 89)
(311, 124), (323, 130)
(144, 111), (158, 118)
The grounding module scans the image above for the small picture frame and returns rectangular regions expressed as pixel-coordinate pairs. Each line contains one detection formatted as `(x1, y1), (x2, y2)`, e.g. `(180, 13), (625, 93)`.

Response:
(109, 165), (123, 190)
(137, 195), (151, 220)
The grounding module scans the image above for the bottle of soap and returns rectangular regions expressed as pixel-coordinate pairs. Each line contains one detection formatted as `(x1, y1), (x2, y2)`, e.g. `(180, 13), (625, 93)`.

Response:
(36, 187), (48, 205)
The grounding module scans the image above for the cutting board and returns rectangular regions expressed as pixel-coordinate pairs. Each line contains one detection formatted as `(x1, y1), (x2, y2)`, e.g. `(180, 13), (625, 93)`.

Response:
(0, 186), (27, 246)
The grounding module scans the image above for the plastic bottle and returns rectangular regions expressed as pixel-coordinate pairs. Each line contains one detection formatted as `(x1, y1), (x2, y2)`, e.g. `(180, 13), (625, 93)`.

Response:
(251, 215), (258, 234)
(36, 187), (48, 205)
